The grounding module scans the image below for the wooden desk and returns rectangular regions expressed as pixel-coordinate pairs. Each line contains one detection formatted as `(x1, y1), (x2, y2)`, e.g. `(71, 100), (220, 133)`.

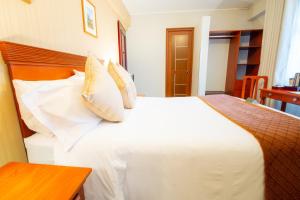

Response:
(0, 162), (92, 200)
(260, 89), (300, 111)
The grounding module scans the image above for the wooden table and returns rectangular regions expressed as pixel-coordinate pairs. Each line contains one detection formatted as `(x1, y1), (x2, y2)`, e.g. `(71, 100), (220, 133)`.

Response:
(260, 88), (300, 111)
(0, 162), (92, 200)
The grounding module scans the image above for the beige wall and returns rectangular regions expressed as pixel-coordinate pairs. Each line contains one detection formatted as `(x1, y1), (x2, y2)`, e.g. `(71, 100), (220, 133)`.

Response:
(127, 9), (263, 97)
(0, 0), (130, 165)
(249, 0), (266, 28)
(206, 39), (230, 92)
(0, 0), (130, 62)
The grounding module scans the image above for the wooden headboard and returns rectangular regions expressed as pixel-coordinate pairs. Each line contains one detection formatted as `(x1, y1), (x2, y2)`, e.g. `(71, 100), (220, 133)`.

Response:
(0, 41), (87, 138)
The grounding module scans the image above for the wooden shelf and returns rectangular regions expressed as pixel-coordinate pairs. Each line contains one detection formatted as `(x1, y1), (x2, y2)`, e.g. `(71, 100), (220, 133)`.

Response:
(209, 30), (240, 39)
(210, 35), (236, 39)
(237, 63), (260, 66)
(239, 45), (261, 50)
(223, 29), (263, 98)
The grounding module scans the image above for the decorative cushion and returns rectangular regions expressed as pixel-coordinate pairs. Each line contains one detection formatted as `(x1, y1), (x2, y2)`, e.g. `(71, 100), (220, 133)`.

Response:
(108, 61), (137, 109)
(82, 56), (124, 122)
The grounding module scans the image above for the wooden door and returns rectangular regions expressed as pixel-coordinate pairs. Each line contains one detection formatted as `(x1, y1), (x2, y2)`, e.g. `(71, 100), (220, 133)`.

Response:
(166, 28), (194, 97)
(118, 21), (127, 69)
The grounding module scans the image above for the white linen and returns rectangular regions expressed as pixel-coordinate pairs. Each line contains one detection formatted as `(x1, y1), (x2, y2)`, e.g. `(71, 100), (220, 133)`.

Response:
(22, 76), (102, 151)
(24, 133), (56, 164)
(54, 97), (264, 200)
(13, 76), (84, 136)
(13, 79), (57, 136)
(73, 69), (85, 77)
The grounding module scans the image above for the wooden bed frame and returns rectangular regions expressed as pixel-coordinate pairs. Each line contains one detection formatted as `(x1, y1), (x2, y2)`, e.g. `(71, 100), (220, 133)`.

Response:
(0, 41), (87, 138)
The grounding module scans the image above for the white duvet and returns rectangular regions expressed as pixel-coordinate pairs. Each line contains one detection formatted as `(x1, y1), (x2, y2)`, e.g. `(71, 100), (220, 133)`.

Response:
(54, 97), (264, 200)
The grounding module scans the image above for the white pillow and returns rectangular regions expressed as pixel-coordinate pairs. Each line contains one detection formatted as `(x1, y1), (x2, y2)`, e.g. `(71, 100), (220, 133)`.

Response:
(13, 76), (82, 136)
(13, 79), (64, 137)
(21, 76), (101, 151)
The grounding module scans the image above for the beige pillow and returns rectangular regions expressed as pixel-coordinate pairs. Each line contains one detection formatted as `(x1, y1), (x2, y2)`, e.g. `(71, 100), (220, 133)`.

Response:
(108, 61), (137, 109)
(82, 56), (124, 122)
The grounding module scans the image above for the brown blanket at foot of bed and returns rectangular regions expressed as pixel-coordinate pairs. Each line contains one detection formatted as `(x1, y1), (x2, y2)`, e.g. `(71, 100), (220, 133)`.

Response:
(199, 95), (300, 200)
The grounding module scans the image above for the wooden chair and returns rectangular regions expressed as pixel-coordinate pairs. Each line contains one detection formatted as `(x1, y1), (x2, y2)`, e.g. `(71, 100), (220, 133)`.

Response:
(241, 76), (268, 99)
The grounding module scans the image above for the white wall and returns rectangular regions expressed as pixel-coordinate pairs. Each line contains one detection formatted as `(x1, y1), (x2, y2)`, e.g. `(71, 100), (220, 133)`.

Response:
(0, 0), (130, 165)
(206, 39), (230, 91)
(198, 16), (211, 96)
(127, 9), (263, 97)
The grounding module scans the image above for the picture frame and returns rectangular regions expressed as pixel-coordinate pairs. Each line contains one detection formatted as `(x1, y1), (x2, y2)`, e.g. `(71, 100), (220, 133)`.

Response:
(81, 0), (98, 37)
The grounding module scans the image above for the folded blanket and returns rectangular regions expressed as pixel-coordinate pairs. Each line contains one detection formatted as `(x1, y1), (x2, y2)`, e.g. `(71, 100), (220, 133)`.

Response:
(199, 95), (300, 200)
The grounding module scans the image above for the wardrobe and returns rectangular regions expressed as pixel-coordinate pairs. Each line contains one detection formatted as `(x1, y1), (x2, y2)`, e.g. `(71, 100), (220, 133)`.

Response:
(209, 29), (263, 97)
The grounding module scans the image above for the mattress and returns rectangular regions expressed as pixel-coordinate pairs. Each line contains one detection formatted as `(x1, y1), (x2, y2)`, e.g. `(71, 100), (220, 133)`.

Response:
(54, 96), (264, 200)
(24, 133), (56, 164)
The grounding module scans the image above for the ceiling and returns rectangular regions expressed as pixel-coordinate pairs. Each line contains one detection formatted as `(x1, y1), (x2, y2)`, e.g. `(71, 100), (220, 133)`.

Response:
(122, 0), (256, 15)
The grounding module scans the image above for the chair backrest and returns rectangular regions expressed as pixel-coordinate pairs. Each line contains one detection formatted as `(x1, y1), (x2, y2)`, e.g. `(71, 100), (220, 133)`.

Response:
(241, 76), (268, 99)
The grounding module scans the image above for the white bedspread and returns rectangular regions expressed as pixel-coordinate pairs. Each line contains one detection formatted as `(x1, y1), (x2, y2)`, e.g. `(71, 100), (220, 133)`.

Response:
(54, 97), (264, 200)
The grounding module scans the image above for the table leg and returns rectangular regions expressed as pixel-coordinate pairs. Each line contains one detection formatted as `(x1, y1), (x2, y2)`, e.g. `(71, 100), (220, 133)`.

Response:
(260, 96), (266, 105)
(281, 102), (287, 112)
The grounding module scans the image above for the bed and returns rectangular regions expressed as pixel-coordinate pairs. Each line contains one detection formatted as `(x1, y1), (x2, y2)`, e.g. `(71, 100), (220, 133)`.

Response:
(1, 41), (299, 200)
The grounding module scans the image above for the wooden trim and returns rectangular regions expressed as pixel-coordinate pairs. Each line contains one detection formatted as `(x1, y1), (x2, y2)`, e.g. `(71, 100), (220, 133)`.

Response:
(0, 41), (87, 138)
(81, 0), (98, 38)
(166, 27), (195, 32)
(165, 27), (194, 97)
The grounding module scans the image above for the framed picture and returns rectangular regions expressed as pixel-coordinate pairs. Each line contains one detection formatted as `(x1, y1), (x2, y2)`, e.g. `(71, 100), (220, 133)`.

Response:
(81, 0), (97, 37)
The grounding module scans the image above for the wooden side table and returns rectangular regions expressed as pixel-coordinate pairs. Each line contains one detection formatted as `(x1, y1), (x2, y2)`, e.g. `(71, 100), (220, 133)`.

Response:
(0, 162), (92, 200)
(260, 88), (300, 111)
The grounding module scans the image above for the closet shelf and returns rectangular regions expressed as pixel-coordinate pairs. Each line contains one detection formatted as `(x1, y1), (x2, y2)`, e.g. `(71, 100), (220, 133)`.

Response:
(209, 35), (236, 39)
(209, 30), (240, 39)
(237, 63), (260, 66)
(209, 29), (263, 98)
(239, 45), (261, 50)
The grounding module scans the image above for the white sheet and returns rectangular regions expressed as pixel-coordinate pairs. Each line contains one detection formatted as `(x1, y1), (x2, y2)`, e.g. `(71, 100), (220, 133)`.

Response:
(24, 133), (56, 164)
(54, 97), (264, 200)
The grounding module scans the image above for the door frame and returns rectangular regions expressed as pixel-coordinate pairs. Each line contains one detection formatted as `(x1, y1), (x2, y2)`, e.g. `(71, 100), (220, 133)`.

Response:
(165, 27), (194, 97)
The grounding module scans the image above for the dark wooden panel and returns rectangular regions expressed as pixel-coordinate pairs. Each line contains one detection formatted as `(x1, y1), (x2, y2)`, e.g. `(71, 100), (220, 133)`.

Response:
(118, 21), (127, 69)
(224, 32), (241, 95)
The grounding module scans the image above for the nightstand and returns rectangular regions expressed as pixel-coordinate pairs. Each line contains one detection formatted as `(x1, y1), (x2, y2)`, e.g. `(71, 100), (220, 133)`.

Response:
(0, 162), (92, 200)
